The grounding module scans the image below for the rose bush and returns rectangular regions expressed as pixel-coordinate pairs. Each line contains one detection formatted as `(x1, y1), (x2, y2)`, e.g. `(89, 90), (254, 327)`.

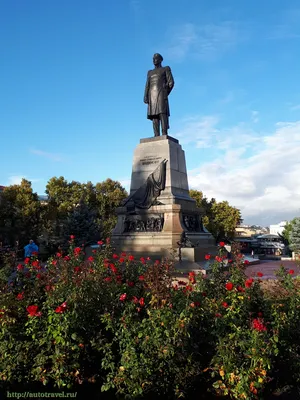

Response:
(0, 238), (300, 399)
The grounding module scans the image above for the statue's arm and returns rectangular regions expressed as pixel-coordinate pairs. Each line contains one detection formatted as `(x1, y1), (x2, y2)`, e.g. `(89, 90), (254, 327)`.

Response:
(165, 66), (174, 95)
(144, 71), (150, 103)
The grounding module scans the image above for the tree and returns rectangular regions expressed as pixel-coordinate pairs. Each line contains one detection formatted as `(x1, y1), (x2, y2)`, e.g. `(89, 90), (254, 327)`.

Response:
(282, 219), (297, 244)
(0, 179), (42, 248)
(289, 217), (300, 254)
(42, 177), (127, 248)
(95, 179), (128, 238)
(63, 199), (100, 246)
(189, 190), (242, 242)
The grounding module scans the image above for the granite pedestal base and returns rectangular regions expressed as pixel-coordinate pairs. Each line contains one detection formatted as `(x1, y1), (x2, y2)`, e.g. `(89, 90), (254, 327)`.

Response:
(111, 135), (217, 263)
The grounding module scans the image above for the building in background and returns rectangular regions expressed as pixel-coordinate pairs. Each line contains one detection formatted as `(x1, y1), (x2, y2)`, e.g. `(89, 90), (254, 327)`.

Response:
(269, 221), (287, 235)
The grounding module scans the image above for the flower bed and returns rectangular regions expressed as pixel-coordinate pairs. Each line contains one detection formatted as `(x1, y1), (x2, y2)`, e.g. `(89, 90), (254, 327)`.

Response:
(0, 238), (300, 399)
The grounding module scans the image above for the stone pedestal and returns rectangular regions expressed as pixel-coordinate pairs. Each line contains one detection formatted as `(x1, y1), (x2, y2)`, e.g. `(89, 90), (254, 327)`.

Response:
(112, 135), (216, 262)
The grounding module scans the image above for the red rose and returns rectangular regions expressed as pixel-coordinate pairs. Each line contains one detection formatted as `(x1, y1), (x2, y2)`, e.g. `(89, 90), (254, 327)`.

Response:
(110, 264), (117, 274)
(16, 292), (24, 300)
(127, 281), (135, 287)
(215, 256), (222, 263)
(52, 260), (57, 266)
(128, 255), (134, 261)
(132, 296), (139, 304)
(139, 297), (145, 307)
(225, 282), (234, 291)
(74, 266), (81, 273)
(97, 240), (103, 245)
(289, 269), (295, 275)
(228, 259), (233, 263)
(104, 277), (112, 282)
(188, 271), (196, 284)
(119, 257), (125, 263)
(70, 235), (75, 240)
(27, 305), (41, 317)
(215, 313), (222, 318)
(237, 286), (245, 292)
(245, 278), (254, 288)
(56, 252), (62, 258)
(32, 260), (40, 268)
(55, 306), (64, 314)
(36, 273), (42, 280)
(252, 318), (267, 332)
(119, 293), (127, 301)
(64, 256), (71, 261)
(178, 280), (187, 286)
(244, 260), (250, 265)
(138, 275), (145, 281)
(74, 247), (81, 254)
(106, 238), (110, 244)
(257, 272), (263, 277)
(205, 254), (211, 260)
(222, 301), (228, 308)
(17, 264), (23, 271)
(121, 252), (127, 257)
(219, 242), (225, 247)
(24, 257), (30, 265)
(112, 254), (119, 259)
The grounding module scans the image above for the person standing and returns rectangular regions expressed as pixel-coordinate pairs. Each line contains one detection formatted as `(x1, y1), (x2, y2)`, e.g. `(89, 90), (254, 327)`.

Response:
(24, 239), (38, 258)
(144, 53), (174, 136)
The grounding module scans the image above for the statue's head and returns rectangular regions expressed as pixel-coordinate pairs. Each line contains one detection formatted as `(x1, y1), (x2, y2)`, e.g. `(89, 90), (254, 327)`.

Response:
(153, 53), (163, 66)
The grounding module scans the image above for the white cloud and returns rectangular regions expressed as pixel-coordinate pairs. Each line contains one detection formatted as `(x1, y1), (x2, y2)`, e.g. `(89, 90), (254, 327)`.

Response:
(165, 21), (240, 61)
(119, 178), (131, 192)
(7, 175), (41, 186)
(251, 110), (259, 123)
(179, 117), (300, 225)
(291, 104), (300, 111)
(175, 115), (220, 147)
(7, 176), (25, 185)
(268, 8), (300, 40)
(30, 148), (65, 162)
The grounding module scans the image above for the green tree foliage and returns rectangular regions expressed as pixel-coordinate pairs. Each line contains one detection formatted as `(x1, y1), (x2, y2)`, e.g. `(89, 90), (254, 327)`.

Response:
(63, 199), (100, 246)
(189, 189), (242, 242)
(289, 217), (300, 253)
(0, 179), (41, 247)
(42, 177), (127, 247)
(95, 179), (128, 238)
(282, 219), (296, 244)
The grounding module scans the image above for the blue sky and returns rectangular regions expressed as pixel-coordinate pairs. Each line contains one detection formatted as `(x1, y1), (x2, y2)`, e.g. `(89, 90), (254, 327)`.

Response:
(1, 0), (300, 225)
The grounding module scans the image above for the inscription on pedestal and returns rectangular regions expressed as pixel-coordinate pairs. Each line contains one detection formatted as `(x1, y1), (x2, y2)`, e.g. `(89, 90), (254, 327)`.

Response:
(139, 155), (162, 166)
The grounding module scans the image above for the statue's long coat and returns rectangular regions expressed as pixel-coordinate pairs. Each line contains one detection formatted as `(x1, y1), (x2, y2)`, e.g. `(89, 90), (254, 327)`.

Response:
(144, 66), (174, 120)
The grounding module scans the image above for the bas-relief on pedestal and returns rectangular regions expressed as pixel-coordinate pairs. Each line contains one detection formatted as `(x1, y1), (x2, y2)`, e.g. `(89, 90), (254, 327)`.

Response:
(112, 135), (216, 262)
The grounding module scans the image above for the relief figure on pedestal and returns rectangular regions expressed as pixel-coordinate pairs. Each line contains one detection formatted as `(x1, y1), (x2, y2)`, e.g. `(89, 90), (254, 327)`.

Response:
(122, 159), (167, 210)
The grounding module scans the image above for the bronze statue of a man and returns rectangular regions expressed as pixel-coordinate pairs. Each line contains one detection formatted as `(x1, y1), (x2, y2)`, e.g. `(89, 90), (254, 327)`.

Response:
(144, 53), (174, 137)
